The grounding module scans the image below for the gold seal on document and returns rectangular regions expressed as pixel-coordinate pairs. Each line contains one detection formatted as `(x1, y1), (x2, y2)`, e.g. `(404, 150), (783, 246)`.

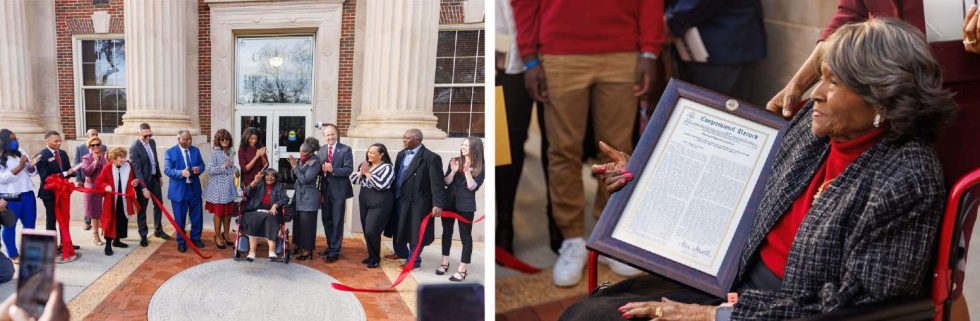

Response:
(725, 99), (739, 111)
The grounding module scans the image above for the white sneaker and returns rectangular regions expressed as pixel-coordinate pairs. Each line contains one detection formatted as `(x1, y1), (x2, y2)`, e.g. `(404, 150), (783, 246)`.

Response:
(599, 255), (643, 277)
(552, 238), (588, 287)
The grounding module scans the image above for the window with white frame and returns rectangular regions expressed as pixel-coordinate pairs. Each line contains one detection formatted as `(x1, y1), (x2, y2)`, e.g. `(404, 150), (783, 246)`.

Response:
(77, 39), (126, 134)
(433, 28), (485, 138)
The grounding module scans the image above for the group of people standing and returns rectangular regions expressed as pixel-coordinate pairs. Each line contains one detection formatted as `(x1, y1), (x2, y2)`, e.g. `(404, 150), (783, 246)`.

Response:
(0, 122), (484, 281)
(250, 126), (484, 281)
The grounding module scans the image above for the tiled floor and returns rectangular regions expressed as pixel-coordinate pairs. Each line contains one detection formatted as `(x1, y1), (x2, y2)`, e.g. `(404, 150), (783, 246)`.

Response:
(83, 232), (413, 321)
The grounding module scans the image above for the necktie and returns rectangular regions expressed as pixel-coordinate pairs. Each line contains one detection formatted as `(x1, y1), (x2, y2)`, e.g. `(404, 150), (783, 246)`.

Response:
(183, 149), (192, 184)
(146, 143), (156, 175)
(53, 150), (63, 170)
(328, 145), (334, 163)
(397, 150), (415, 193)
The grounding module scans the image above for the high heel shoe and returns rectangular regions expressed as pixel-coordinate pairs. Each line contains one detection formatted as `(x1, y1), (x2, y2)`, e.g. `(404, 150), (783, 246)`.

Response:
(449, 270), (468, 282)
(214, 236), (226, 249)
(435, 264), (449, 275)
(94, 235), (104, 246)
(221, 233), (232, 247)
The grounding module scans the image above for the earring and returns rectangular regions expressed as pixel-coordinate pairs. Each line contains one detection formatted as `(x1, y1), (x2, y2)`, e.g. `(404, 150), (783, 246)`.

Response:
(873, 114), (881, 128)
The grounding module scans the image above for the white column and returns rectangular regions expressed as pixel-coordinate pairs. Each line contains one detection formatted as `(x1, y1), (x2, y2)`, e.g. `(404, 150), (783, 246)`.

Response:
(116, 0), (199, 136)
(347, 0), (446, 139)
(0, 0), (45, 135)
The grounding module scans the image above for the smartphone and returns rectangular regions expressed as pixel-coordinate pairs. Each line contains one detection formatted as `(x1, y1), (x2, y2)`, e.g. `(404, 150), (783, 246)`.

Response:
(417, 283), (484, 321)
(16, 229), (57, 318)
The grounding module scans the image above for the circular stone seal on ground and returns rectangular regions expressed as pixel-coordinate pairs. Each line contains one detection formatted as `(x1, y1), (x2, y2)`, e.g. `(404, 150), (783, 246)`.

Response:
(148, 259), (366, 321)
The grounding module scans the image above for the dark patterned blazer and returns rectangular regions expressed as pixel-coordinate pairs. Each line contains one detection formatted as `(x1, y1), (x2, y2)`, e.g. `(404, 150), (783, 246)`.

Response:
(731, 101), (946, 320)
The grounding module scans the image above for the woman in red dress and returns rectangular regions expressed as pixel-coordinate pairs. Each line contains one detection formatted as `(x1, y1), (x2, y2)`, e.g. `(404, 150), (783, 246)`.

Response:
(96, 147), (148, 256)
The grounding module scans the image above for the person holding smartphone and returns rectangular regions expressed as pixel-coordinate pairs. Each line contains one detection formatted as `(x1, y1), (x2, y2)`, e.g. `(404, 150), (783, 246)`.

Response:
(0, 129), (40, 263)
(436, 137), (485, 281)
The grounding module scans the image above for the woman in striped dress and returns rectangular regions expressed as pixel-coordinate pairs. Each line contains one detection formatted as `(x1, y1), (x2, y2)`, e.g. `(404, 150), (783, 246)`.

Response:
(349, 143), (394, 268)
(204, 129), (240, 249)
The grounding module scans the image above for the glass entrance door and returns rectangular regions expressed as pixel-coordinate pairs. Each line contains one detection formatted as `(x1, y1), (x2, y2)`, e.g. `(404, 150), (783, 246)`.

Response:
(233, 35), (315, 190)
(234, 110), (312, 190)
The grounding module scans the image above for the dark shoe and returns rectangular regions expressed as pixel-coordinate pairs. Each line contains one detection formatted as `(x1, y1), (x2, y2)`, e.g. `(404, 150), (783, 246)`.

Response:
(384, 254), (403, 260)
(105, 247), (113, 256)
(318, 249), (329, 257)
(140, 238), (149, 247)
(84, 224), (92, 231)
(154, 232), (172, 240)
(399, 263), (420, 270)
(192, 240), (205, 248)
(435, 264), (449, 275)
(324, 255), (338, 263)
(367, 262), (379, 268)
(449, 270), (468, 282)
(112, 241), (129, 248)
(214, 236), (226, 250)
(178, 244), (187, 253)
(297, 253), (312, 261)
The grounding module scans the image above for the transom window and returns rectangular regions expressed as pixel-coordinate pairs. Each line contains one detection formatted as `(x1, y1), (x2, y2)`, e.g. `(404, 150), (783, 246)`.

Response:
(236, 36), (315, 105)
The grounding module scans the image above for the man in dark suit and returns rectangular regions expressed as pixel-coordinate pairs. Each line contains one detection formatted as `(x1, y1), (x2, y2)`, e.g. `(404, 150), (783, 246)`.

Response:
(74, 128), (106, 231)
(130, 123), (170, 247)
(163, 129), (206, 253)
(316, 124), (354, 262)
(389, 129), (447, 269)
(665, 0), (766, 98)
(36, 131), (78, 252)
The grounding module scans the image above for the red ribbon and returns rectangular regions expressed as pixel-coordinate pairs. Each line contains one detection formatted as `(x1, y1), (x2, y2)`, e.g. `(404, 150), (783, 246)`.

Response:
(495, 246), (542, 274)
(138, 182), (212, 259)
(331, 210), (484, 292)
(43, 176), (131, 260)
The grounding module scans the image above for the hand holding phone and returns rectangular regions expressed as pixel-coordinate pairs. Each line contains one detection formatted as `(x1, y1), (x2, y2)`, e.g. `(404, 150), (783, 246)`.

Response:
(16, 230), (57, 319)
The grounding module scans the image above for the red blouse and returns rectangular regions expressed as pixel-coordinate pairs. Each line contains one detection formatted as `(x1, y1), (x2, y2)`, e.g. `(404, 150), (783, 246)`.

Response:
(261, 184), (273, 205)
(759, 128), (885, 279)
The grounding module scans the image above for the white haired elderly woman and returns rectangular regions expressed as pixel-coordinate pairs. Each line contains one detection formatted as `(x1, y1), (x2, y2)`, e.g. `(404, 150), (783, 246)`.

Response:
(561, 18), (957, 321)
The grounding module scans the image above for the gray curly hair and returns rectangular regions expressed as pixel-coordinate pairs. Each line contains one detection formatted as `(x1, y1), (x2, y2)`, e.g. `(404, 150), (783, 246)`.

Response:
(820, 18), (956, 143)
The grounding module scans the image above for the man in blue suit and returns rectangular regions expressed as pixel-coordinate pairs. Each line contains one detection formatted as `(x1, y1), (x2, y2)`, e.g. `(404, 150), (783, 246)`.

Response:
(164, 129), (206, 253)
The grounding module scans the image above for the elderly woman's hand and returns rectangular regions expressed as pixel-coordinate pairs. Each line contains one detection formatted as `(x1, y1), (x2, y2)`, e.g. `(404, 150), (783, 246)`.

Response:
(965, 5), (980, 54)
(620, 298), (716, 321)
(592, 142), (633, 193)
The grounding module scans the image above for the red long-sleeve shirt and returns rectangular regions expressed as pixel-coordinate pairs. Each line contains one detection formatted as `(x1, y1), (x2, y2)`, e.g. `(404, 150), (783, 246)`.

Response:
(759, 128), (885, 279)
(511, 0), (666, 57)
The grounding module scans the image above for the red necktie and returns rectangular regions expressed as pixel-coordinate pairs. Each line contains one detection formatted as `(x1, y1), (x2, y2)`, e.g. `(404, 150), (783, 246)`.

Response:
(53, 150), (63, 170)
(328, 145), (334, 163)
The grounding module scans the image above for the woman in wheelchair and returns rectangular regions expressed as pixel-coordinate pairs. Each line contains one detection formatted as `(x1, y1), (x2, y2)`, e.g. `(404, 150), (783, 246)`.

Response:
(561, 19), (957, 321)
(240, 168), (289, 262)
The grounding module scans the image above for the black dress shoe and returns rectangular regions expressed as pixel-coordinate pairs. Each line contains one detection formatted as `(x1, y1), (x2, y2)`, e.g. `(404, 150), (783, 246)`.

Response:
(112, 241), (129, 248)
(192, 240), (205, 248)
(104, 243), (113, 256)
(154, 232), (172, 240)
(366, 262), (379, 268)
(325, 255), (339, 263)
(318, 249), (329, 257)
(296, 253), (312, 261)
(140, 238), (149, 247)
(178, 244), (187, 253)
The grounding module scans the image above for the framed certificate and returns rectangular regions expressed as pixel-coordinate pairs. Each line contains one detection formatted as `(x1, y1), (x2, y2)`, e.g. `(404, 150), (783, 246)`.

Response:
(587, 79), (788, 297)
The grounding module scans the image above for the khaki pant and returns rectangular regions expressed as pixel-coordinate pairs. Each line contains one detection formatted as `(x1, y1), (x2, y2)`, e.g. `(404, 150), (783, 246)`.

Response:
(542, 52), (638, 238)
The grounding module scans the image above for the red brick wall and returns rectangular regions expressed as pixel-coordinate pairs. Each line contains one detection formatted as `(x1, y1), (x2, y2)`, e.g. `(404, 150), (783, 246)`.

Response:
(337, 0), (356, 136)
(55, 0), (125, 140)
(440, 0), (465, 25)
(198, 1), (212, 140)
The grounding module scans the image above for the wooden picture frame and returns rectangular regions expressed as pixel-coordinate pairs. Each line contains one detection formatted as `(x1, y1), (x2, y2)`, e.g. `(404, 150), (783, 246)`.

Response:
(587, 79), (789, 297)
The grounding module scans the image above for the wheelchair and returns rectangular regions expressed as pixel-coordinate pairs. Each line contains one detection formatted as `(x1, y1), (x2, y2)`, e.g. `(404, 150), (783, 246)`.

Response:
(232, 203), (292, 264)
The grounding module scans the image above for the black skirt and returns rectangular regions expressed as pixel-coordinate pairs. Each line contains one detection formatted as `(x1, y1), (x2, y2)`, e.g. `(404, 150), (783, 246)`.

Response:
(242, 210), (280, 240)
